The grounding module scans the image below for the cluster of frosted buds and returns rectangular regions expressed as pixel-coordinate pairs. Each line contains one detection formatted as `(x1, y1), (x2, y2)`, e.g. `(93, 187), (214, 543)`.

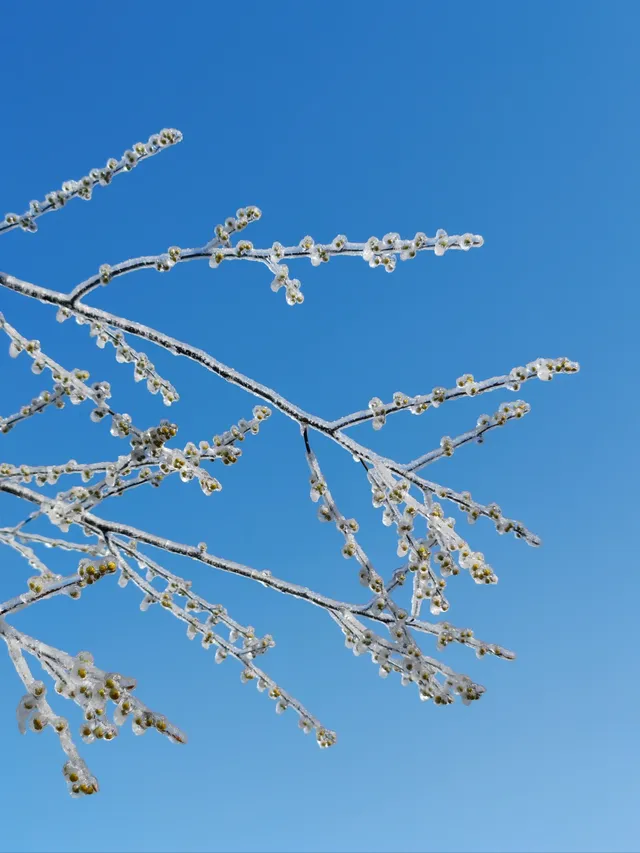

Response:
(0, 462), (62, 484)
(129, 419), (178, 465)
(473, 401), (531, 444)
(316, 728), (337, 748)
(62, 762), (99, 798)
(212, 206), (262, 246)
(409, 543), (452, 614)
(360, 230), (484, 270)
(362, 235), (399, 272)
(160, 445), (221, 494)
(528, 356), (579, 383)
(2, 129), (182, 234)
(455, 373), (479, 396)
(3, 210), (37, 232)
(110, 413), (132, 437)
(205, 405), (272, 460)
(155, 245), (182, 272)
(269, 263), (304, 305)
(76, 558), (117, 589)
(434, 229), (482, 256)
(368, 470), (451, 611)
(430, 386), (447, 407)
(55, 651), (186, 750)
(506, 357), (579, 391)
(294, 235), (333, 268)
(426, 502), (498, 585)
(368, 397), (387, 430)
(16, 680), (51, 734)
(15, 680), (78, 773)
(26, 568), (63, 595)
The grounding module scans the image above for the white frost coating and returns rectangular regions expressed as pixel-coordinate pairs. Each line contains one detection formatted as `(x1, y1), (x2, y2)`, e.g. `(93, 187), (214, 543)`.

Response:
(0, 127), (579, 797)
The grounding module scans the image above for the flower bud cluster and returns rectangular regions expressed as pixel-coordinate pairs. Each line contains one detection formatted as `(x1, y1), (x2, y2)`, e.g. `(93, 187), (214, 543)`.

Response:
(368, 397), (387, 430)
(1, 129), (182, 236)
(505, 357), (579, 390)
(63, 761), (99, 798)
(361, 229), (483, 271)
(52, 650), (187, 753)
(211, 206), (262, 247)
(455, 373), (479, 396)
(201, 405), (272, 465)
(76, 558), (117, 590)
(269, 263), (304, 305)
(426, 502), (499, 586)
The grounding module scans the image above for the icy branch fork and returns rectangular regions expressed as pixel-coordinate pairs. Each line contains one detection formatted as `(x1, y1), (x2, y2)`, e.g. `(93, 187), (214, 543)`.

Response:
(0, 127), (579, 797)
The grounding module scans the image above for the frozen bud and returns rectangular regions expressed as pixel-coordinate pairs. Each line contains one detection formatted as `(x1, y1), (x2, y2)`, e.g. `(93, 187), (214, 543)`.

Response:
(236, 240), (253, 256)
(56, 307), (72, 323)
(270, 264), (289, 293)
(270, 241), (285, 261)
(434, 229), (450, 256)
(399, 240), (417, 261)
(368, 397), (386, 430)
(440, 436), (454, 457)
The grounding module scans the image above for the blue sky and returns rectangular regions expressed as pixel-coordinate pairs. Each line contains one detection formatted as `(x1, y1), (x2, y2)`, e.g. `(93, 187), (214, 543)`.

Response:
(0, 2), (638, 852)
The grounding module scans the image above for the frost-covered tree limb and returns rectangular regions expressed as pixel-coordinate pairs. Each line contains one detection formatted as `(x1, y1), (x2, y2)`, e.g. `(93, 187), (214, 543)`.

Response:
(0, 127), (579, 796)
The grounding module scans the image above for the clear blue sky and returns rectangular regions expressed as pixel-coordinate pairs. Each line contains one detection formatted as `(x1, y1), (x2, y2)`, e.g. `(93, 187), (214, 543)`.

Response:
(0, 3), (638, 852)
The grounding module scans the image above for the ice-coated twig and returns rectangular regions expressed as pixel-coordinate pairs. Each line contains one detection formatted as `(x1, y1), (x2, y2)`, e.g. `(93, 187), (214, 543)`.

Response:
(331, 359), (579, 432)
(405, 400), (531, 473)
(0, 128), (183, 238)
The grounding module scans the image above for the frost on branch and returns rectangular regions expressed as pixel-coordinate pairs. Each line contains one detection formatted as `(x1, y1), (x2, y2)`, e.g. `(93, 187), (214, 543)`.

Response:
(0, 127), (579, 796)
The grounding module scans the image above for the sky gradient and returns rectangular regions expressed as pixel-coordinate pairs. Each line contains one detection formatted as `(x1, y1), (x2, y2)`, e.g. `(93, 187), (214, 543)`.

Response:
(0, 3), (638, 852)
